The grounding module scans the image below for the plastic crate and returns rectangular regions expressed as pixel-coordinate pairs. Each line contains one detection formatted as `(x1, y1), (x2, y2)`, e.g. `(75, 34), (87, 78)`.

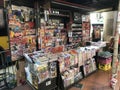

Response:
(98, 57), (112, 64)
(98, 63), (111, 71)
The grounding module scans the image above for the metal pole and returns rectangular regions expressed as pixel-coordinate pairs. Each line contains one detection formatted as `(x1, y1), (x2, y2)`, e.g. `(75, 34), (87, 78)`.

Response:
(34, 0), (40, 50)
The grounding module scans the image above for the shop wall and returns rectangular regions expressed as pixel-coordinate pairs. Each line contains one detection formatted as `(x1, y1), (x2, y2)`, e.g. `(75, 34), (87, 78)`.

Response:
(0, 36), (9, 49)
(90, 13), (104, 41)
(90, 11), (117, 42)
(103, 11), (117, 41)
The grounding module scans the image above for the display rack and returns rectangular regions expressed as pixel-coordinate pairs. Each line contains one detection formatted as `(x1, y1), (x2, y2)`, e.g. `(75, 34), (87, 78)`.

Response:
(83, 58), (97, 76)
(80, 46), (97, 77)
(38, 8), (69, 50)
(40, 8), (70, 18)
(6, 1), (105, 90)
(23, 44), (100, 90)
(68, 13), (91, 48)
(70, 22), (82, 43)
(57, 46), (98, 90)
(24, 51), (58, 90)
(57, 50), (83, 89)
(68, 12), (82, 47)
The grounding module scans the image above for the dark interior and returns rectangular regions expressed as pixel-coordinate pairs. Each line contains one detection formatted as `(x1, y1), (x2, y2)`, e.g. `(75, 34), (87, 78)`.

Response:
(63, 0), (119, 10)
(9, 0), (119, 11)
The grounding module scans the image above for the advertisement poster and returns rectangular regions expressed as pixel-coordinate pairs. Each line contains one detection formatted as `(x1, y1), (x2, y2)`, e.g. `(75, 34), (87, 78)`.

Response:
(92, 24), (103, 42)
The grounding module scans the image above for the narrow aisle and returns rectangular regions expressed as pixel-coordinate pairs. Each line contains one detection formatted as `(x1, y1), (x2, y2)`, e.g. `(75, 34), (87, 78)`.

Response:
(13, 70), (120, 90)
(69, 70), (113, 90)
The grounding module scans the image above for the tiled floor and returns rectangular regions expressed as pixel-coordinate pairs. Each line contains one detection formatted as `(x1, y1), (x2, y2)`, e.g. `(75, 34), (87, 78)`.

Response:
(13, 70), (120, 90)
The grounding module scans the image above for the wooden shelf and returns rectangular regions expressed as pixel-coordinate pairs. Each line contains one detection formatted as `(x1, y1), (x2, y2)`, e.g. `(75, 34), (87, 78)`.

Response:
(40, 13), (69, 18)
(49, 13), (69, 17)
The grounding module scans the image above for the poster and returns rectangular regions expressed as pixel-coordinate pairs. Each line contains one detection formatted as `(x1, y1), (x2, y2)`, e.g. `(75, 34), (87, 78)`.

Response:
(92, 24), (103, 42)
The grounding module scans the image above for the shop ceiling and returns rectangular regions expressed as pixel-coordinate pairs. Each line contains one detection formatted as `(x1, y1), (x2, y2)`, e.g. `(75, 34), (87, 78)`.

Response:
(10, 0), (119, 12)
(61, 0), (118, 10)
(52, 0), (119, 12)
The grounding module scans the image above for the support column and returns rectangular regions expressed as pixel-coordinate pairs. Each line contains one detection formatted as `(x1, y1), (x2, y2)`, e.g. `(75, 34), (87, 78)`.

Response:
(111, 0), (120, 89)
